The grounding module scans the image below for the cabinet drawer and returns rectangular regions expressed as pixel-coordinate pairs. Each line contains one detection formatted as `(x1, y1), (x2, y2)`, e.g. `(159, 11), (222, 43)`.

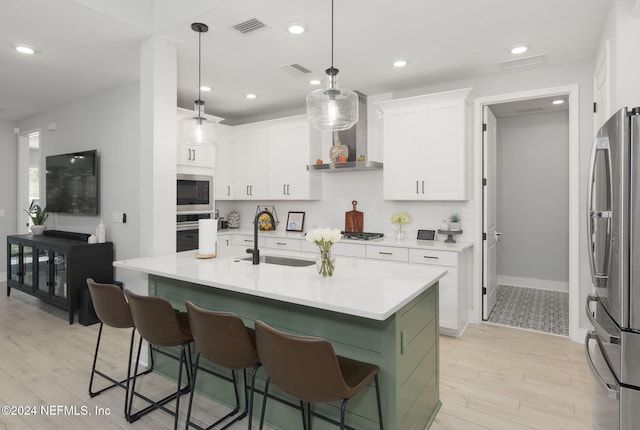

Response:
(231, 235), (265, 247)
(265, 237), (301, 252)
(300, 241), (366, 258)
(408, 248), (457, 267)
(366, 245), (408, 262)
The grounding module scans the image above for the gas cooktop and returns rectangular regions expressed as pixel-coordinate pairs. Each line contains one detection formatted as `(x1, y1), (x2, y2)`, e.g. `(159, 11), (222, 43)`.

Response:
(341, 231), (384, 241)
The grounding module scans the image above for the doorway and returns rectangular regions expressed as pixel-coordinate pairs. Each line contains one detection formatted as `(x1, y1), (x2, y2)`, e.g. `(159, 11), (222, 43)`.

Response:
(486, 98), (570, 336)
(474, 85), (580, 341)
(17, 130), (41, 234)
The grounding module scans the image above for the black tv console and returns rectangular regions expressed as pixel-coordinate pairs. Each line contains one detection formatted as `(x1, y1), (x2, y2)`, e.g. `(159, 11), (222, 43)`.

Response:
(6, 234), (113, 325)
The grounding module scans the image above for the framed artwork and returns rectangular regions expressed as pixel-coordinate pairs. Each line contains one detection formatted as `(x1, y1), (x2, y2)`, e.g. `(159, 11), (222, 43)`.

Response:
(286, 211), (305, 232)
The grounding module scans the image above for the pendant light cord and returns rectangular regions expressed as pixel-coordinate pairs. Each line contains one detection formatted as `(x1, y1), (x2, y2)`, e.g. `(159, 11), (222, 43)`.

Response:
(197, 28), (202, 117)
(331, 0), (334, 69)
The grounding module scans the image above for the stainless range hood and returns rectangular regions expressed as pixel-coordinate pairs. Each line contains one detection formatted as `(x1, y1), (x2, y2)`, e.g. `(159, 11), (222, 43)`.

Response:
(307, 91), (383, 172)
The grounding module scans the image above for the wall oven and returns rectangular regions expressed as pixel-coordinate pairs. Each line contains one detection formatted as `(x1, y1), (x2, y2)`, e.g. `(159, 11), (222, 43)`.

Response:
(176, 212), (212, 252)
(586, 107), (640, 429)
(177, 174), (213, 212)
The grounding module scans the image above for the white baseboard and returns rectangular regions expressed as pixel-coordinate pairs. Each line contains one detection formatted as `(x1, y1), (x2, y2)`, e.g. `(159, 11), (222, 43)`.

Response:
(498, 275), (569, 293)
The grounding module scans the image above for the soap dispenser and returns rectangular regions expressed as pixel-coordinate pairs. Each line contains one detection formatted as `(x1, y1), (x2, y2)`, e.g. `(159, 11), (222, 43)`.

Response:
(96, 221), (106, 243)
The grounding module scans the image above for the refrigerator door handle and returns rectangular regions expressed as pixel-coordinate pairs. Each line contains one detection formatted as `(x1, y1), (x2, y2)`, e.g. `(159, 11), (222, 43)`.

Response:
(586, 294), (621, 345)
(585, 331), (620, 400)
(587, 136), (613, 287)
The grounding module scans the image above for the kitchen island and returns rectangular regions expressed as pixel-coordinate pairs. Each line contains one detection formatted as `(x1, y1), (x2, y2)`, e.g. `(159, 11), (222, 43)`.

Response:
(114, 246), (446, 429)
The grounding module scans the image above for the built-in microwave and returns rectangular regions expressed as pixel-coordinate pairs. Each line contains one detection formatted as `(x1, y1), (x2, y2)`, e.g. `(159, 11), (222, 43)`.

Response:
(177, 174), (213, 212)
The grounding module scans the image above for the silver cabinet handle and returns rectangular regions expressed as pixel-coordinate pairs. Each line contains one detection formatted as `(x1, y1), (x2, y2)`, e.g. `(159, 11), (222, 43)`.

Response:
(226, 185), (230, 196)
(276, 242), (287, 246)
(283, 184), (286, 195)
(243, 239), (253, 243)
(422, 180), (425, 194)
(423, 255), (439, 260)
(379, 252), (393, 255)
(286, 184), (290, 195)
(584, 331), (619, 399)
(416, 180), (419, 194)
(192, 148), (196, 161)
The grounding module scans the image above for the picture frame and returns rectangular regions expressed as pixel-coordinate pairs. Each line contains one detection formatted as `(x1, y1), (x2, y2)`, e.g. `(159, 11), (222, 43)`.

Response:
(286, 211), (305, 232)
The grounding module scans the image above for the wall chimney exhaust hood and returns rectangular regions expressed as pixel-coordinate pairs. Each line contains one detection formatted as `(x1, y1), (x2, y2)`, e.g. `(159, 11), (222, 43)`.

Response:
(307, 91), (383, 172)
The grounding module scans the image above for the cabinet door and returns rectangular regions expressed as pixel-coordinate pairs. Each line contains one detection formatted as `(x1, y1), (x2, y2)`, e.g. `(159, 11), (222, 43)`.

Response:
(382, 107), (425, 200)
(267, 122), (312, 199)
(22, 244), (35, 289)
(50, 250), (68, 301)
(423, 103), (466, 200)
(8, 242), (21, 283)
(235, 129), (267, 200)
(215, 130), (235, 200)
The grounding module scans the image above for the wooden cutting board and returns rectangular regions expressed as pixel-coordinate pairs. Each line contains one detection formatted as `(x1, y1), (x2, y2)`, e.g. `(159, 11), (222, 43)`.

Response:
(345, 200), (363, 232)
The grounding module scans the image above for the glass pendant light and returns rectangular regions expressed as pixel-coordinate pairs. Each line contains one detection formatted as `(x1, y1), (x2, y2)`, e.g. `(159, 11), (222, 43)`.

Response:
(306, 0), (358, 131)
(180, 22), (215, 145)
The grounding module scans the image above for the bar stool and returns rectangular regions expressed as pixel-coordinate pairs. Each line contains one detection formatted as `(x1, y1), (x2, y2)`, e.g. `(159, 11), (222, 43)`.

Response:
(125, 290), (194, 430)
(255, 320), (383, 430)
(86, 278), (153, 420)
(184, 301), (262, 430)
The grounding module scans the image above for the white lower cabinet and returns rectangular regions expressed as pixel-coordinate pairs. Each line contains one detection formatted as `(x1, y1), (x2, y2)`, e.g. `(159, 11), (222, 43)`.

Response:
(409, 247), (470, 337)
(265, 237), (301, 252)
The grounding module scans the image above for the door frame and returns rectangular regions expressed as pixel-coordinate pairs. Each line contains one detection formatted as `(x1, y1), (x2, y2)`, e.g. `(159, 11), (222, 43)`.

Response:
(472, 84), (580, 341)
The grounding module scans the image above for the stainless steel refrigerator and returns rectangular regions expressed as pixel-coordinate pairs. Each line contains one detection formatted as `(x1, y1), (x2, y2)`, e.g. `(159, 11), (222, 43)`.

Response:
(586, 106), (640, 429)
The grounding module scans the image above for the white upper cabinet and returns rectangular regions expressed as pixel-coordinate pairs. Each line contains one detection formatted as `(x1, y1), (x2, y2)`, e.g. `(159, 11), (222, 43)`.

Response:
(266, 116), (320, 200)
(234, 126), (268, 200)
(214, 123), (235, 200)
(378, 88), (473, 201)
(176, 107), (222, 168)
(228, 115), (320, 201)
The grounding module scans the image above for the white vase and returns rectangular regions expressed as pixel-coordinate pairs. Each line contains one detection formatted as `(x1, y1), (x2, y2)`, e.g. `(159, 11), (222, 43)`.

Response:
(449, 222), (461, 231)
(30, 225), (46, 235)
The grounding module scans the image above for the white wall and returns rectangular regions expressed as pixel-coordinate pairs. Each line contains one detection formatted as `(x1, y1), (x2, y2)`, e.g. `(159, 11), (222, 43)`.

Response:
(0, 120), (18, 275)
(17, 82), (142, 280)
(496, 111), (570, 291)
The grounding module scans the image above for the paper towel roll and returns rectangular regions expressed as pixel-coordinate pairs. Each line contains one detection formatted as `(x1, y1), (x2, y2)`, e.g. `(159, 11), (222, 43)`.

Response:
(198, 219), (217, 256)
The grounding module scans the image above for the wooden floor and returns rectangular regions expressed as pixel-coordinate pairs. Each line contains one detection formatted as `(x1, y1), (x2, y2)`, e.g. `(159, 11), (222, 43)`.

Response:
(0, 283), (594, 430)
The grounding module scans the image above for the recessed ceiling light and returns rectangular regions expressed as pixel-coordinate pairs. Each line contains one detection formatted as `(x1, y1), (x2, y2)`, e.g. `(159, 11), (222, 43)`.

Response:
(287, 22), (306, 34)
(200, 86), (211, 92)
(14, 44), (36, 55)
(245, 93), (257, 100)
(393, 59), (408, 68)
(510, 45), (528, 55)
(309, 79), (322, 85)
(552, 99), (565, 105)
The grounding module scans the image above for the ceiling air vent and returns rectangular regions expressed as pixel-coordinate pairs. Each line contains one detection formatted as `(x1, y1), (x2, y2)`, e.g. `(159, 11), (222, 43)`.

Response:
(280, 63), (313, 78)
(232, 18), (267, 35)
(499, 54), (546, 71)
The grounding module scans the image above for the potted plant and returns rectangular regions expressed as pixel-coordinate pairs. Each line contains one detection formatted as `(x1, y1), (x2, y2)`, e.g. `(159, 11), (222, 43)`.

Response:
(25, 205), (48, 235)
(448, 213), (462, 231)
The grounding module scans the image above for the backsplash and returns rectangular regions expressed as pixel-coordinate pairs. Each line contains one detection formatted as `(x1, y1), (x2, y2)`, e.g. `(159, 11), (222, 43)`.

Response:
(215, 170), (473, 243)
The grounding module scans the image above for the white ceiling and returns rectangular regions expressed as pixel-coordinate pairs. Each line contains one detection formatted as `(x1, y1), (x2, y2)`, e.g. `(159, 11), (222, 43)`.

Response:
(0, 0), (612, 124)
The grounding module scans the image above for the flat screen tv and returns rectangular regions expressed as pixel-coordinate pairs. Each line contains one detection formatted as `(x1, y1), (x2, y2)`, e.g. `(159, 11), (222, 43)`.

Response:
(46, 150), (99, 215)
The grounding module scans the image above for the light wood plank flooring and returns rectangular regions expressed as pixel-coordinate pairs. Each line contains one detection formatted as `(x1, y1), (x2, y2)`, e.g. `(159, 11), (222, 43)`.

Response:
(0, 283), (594, 429)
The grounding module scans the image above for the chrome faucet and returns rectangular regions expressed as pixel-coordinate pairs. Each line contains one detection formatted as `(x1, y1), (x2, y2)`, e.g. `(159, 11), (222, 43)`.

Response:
(246, 210), (275, 265)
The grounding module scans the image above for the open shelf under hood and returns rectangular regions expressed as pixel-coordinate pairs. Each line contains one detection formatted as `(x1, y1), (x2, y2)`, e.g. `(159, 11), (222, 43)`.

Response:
(307, 160), (383, 172)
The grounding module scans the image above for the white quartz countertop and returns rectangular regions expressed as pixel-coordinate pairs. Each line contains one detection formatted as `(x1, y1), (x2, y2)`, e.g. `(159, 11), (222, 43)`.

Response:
(114, 246), (446, 321)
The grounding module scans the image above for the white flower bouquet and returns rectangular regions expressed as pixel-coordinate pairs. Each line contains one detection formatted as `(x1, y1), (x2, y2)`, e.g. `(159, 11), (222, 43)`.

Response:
(306, 228), (342, 277)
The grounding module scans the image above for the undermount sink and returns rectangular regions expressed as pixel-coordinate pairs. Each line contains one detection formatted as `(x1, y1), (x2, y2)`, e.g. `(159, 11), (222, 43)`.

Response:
(239, 255), (316, 267)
